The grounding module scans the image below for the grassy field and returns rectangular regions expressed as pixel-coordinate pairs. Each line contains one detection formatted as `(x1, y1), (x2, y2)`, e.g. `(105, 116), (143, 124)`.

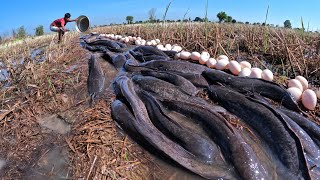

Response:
(0, 22), (319, 179)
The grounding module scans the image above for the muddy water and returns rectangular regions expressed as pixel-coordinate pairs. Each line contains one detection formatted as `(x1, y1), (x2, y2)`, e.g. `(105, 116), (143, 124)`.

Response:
(0, 46), (46, 85)
(25, 146), (71, 180)
(0, 159), (5, 171)
(147, 154), (205, 180)
(30, 48), (45, 63)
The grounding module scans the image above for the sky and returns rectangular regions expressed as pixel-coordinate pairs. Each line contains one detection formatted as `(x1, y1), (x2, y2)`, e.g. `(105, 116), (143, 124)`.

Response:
(1, 0), (320, 36)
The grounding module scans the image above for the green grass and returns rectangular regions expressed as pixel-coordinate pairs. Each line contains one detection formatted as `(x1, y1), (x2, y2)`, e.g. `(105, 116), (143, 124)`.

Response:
(162, 0), (173, 24)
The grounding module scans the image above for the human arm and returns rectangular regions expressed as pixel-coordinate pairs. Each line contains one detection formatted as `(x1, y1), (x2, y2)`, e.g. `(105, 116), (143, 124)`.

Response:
(66, 18), (78, 22)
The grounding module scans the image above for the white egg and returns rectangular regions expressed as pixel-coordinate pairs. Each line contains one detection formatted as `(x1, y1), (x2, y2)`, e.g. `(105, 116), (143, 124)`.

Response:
(240, 61), (252, 69)
(217, 55), (229, 61)
(287, 87), (302, 102)
(165, 44), (172, 50)
(215, 59), (229, 70)
(135, 40), (141, 46)
(172, 45), (182, 52)
(156, 44), (164, 49)
(151, 40), (157, 46)
(128, 36), (133, 41)
(180, 51), (191, 60)
(190, 52), (201, 61)
(201, 52), (210, 59)
(229, 61), (242, 75)
(261, 69), (273, 81)
(140, 40), (146, 46)
(249, 68), (262, 78)
(132, 37), (137, 41)
(174, 53), (181, 60)
(239, 67), (251, 77)
(146, 41), (152, 46)
(206, 58), (217, 68)
(301, 89), (317, 110)
(288, 79), (303, 91)
(295, 76), (308, 91)
(155, 39), (161, 43)
(124, 37), (130, 43)
(199, 54), (209, 65)
(120, 37), (125, 42)
(137, 37), (142, 41)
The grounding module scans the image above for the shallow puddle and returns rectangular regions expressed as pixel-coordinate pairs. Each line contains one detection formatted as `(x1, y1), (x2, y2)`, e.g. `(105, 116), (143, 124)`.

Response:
(0, 159), (5, 171)
(0, 69), (9, 81)
(30, 47), (45, 63)
(25, 146), (71, 180)
(38, 114), (71, 134)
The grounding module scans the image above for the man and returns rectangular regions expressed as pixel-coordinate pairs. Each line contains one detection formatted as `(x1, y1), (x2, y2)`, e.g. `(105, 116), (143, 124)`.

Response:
(50, 13), (77, 43)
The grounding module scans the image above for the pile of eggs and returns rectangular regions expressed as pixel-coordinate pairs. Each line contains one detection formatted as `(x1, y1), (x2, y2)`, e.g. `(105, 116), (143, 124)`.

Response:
(98, 33), (319, 111)
(175, 52), (274, 81)
(287, 76), (318, 110)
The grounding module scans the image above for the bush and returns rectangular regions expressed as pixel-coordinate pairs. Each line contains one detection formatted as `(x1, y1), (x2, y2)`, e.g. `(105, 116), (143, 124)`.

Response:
(35, 25), (44, 36)
(226, 16), (232, 23)
(17, 26), (27, 39)
(284, 20), (292, 29)
(217, 12), (227, 22)
(126, 16), (134, 24)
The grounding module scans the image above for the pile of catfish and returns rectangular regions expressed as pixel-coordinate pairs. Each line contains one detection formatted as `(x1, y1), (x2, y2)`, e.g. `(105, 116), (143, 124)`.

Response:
(81, 33), (320, 180)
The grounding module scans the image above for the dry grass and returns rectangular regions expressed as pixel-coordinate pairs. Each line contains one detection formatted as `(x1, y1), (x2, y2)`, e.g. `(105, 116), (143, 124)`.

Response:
(94, 23), (320, 85)
(0, 22), (319, 179)
(0, 30), (172, 180)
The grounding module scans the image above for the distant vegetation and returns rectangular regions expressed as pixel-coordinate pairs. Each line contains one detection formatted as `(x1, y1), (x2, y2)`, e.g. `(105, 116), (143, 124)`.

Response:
(35, 25), (44, 36)
(283, 20), (292, 29)
(126, 16), (134, 24)
(148, 8), (157, 23)
(119, 10), (302, 31)
(16, 26), (27, 39)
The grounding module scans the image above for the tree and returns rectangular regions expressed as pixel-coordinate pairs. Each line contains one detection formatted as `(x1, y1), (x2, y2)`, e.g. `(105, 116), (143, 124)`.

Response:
(12, 29), (16, 38)
(194, 17), (203, 22)
(217, 11), (227, 22)
(232, 19), (237, 23)
(284, 20), (292, 29)
(245, 21), (250, 24)
(126, 16), (134, 24)
(226, 16), (232, 23)
(148, 8), (156, 22)
(17, 26), (26, 39)
(35, 25), (44, 36)
(0, 35), (2, 43)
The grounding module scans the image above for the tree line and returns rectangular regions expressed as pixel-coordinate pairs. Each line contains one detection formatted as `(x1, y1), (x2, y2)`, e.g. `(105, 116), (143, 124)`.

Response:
(0, 25), (44, 43)
(124, 10), (295, 29)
